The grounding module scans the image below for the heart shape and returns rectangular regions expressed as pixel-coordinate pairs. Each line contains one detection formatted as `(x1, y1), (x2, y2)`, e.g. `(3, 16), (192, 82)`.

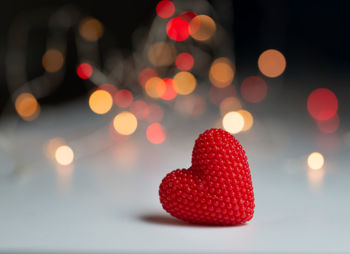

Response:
(159, 128), (255, 225)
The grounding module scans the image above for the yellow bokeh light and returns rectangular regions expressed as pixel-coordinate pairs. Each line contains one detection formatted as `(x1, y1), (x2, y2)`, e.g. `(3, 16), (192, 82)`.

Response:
(113, 111), (138, 135)
(55, 145), (74, 166)
(238, 110), (254, 132)
(189, 15), (216, 41)
(219, 97), (242, 115)
(89, 90), (113, 114)
(307, 152), (324, 170)
(173, 71), (196, 95)
(222, 111), (244, 134)
(148, 42), (176, 67)
(258, 49), (286, 78)
(15, 93), (40, 121)
(145, 77), (166, 98)
(79, 17), (104, 42)
(209, 57), (234, 88)
(42, 49), (64, 73)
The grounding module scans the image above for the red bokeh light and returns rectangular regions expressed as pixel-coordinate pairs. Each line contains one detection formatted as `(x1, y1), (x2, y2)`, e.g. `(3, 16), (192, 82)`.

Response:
(161, 78), (177, 101)
(209, 85), (237, 106)
(146, 123), (166, 144)
(138, 68), (158, 87)
(156, 0), (175, 19)
(179, 11), (196, 23)
(146, 104), (164, 123)
(175, 53), (194, 71)
(98, 83), (117, 95)
(307, 88), (338, 121)
(130, 100), (149, 120)
(240, 76), (268, 103)
(114, 89), (133, 108)
(77, 63), (93, 79)
(166, 17), (190, 41)
(317, 114), (340, 134)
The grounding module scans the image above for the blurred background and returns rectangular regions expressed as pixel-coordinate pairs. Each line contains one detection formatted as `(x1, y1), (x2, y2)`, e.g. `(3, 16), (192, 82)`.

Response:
(1, 0), (350, 252)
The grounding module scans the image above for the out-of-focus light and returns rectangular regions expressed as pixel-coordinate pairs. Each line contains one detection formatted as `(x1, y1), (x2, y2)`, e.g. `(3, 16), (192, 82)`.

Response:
(79, 17), (104, 42)
(209, 85), (236, 106)
(175, 52), (194, 71)
(147, 123), (166, 144)
(307, 152), (324, 170)
(99, 83), (117, 95)
(148, 42), (176, 67)
(240, 76), (268, 103)
(146, 104), (164, 123)
(161, 78), (177, 100)
(173, 71), (196, 95)
(238, 110), (254, 131)
(258, 49), (286, 78)
(307, 88), (338, 121)
(55, 145), (74, 166)
(179, 11), (196, 22)
(77, 63), (93, 79)
(89, 90), (113, 114)
(219, 97), (242, 115)
(15, 93), (40, 121)
(317, 114), (340, 134)
(166, 16), (190, 41)
(44, 137), (66, 159)
(156, 0), (175, 19)
(222, 111), (244, 134)
(189, 15), (216, 41)
(114, 89), (133, 108)
(145, 77), (166, 98)
(42, 49), (64, 73)
(130, 100), (149, 120)
(113, 112), (138, 135)
(209, 57), (234, 88)
(138, 68), (158, 87)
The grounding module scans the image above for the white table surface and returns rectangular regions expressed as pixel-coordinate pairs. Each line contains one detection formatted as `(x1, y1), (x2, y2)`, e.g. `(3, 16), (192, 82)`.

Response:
(0, 99), (350, 253)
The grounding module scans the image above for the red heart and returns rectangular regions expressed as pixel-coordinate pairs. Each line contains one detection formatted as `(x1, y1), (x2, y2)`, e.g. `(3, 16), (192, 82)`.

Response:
(159, 128), (255, 225)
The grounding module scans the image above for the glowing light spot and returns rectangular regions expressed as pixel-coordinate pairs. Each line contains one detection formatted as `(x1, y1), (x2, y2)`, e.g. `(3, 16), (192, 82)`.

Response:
(42, 49), (64, 73)
(147, 123), (166, 144)
(130, 100), (149, 120)
(240, 76), (268, 103)
(114, 89), (133, 108)
(238, 110), (254, 131)
(166, 17), (190, 41)
(161, 78), (177, 100)
(146, 104), (164, 123)
(209, 57), (234, 88)
(173, 71), (196, 95)
(307, 88), (338, 121)
(138, 68), (158, 87)
(222, 111), (245, 134)
(175, 52), (194, 71)
(156, 0), (175, 19)
(219, 97), (242, 115)
(89, 90), (113, 114)
(258, 49), (286, 78)
(113, 112), (138, 135)
(15, 93), (40, 121)
(189, 15), (216, 41)
(77, 63), (93, 79)
(44, 137), (66, 160)
(317, 114), (340, 134)
(148, 42), (176, 67)
(307, 152), (324, 170)
(179, 11), (196, 23)
(209, 85), (236, 106)
(55, 145), (74, 166)
(98, 83), (117, 95)
(145, 77), (166, 98)
(79, 17), (104, 42)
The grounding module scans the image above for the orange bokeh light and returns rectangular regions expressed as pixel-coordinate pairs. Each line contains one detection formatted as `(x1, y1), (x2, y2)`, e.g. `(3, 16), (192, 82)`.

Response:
(209, 57), (234, 88)
(240, 76), (268, 103)
(161, 78), (177, 101)
(15, 93), (40, 121)
(145, 77), (166, 98)
(146, 123), (166, 144)
(258, 49), (286, 78)
(189, 15), (216, 41)
(42, 49), (64, 73)
(148, 42), (176, 67)
(173, 71), (196, 95)
(79, 17), (104, 42)
(89, 90), (113, 114)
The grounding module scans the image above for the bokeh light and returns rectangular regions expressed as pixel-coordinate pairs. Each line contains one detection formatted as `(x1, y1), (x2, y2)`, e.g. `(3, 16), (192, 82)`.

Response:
(258, 49), (286, 78)
(161, 78), (177, 100)
(175, 52), (194, 71)
(55, 145), (74, 166)
(179, 11), (196, 23)
(138, 68), (158, 87)
(130, 100), (149, 120)
(145, 77), (166, 98)
(89, 90), (113, 114)
(240, 76), (268, 103)
(238, 110), (254, 131)
(307, 88), (338, 121)
(114, 89), (133, 108)
(15, 93), (40, 121)
(44, 137), (66, 160)
(166, 16), (190, 41)
(42, 49), (64, 73)
(148, 42), (176, 67)
(146, 123), (166, 144)
(99, 83), (117, 95)
(219, 97), (242, 115)
(209, 57), (234, 88)
(307, 152), (324, 170)
(189, 15), (216, 41)
(317, 114), (340, 134)
(146, 104), (164, 123)
(156, 0), (175, 19)
(222, 111), (244, 134)
(113, 112), (138, 135)
(209, 85), (236, 106)
(77, 63), (93, 79)
(79, 17), (104, 42)
(173, 71), (196, 95)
